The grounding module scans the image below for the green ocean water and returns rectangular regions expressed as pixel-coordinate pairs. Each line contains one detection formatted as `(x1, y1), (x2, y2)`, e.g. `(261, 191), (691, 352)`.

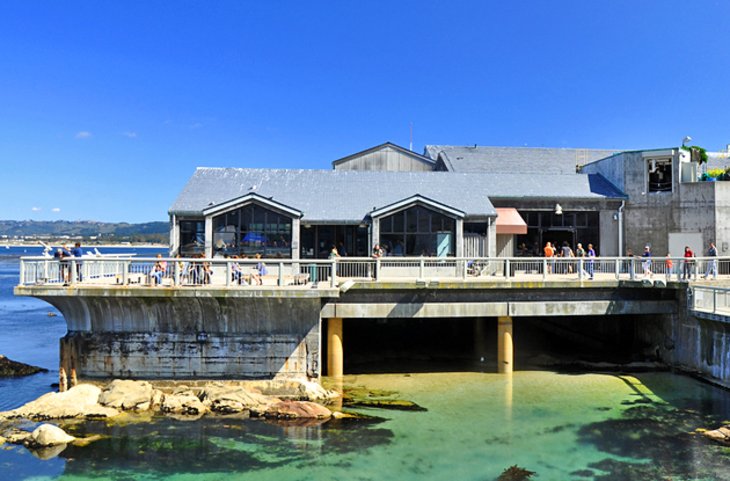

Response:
(3, 371), (730, 481)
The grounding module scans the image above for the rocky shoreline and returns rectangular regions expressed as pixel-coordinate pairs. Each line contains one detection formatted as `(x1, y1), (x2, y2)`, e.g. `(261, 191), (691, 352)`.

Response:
(0, 378), (341, 458)
(0, 355), (47, 377)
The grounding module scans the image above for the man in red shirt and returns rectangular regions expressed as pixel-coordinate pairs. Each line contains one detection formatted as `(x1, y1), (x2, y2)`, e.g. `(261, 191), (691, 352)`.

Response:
(682, 246), (695, 281)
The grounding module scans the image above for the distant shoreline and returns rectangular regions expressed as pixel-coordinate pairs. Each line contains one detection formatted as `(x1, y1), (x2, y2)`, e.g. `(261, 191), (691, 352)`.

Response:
(2, 243), (167, 249)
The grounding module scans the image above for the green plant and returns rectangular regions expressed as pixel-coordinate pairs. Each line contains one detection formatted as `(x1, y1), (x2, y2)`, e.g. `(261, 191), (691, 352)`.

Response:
(681, 145), (708, 164)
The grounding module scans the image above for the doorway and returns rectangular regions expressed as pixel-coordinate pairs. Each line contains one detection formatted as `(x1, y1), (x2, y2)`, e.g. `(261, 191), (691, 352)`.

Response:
(541, 228), (576, 251)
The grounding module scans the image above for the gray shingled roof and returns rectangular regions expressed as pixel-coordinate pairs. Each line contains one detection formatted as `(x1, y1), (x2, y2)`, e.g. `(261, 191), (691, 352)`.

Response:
(170, 168), (625, 223)
(425, 145), (621, 174)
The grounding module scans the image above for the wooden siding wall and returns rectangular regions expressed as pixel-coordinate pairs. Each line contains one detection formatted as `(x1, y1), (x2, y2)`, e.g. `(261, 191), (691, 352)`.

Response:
(334, 147), (434, 172)
(496, 234), (514, 258)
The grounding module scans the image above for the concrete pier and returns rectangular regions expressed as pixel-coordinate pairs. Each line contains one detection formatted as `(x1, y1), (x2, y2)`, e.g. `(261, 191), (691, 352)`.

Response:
(327, 317), (344, 378)
(14, 278), (694, 382)
(497, 316), (514, 373)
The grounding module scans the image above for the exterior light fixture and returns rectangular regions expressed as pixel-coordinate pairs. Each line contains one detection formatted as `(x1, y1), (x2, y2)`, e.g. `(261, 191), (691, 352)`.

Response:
(682, 136), (692, 146)
(554, 204), (563, 215)
(196, 330), (208, 343)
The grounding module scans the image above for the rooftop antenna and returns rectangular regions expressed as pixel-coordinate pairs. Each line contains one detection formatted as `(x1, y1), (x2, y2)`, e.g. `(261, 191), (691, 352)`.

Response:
(409, 122), (413, 151)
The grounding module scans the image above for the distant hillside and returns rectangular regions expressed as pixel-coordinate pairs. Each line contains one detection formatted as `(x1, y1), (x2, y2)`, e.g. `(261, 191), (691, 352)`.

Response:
(0, 220), (168, 243)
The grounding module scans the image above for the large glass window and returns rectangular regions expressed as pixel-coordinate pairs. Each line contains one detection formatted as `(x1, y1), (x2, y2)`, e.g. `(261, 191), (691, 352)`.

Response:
(212, 204), (293, 258)
(179, 220), (205, 256)
(379, 205), (456, 257)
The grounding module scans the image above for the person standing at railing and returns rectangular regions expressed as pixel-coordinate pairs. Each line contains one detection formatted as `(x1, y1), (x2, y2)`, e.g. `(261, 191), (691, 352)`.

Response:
(682, 245), (695, 281)
(575, 242), (589, 278)
(560, 241), (575, 274)
(543, 242), (555, 274)
(150, 254), (167, 285)
(703, 242), (718, 280)
(587, 244), (596, 280)
(54, 245), (71, 285)
(641, 245), (653, 279)
(71, 242), (83, 282)
(665, 253), (674, 281)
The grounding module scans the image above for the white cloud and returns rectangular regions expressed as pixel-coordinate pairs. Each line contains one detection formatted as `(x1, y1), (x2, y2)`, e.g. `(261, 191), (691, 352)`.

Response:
(122, 131), (138, 138)
(75, 131), (92, 139)
(31, 207), (41, 212)
(51, 207), (61, 213)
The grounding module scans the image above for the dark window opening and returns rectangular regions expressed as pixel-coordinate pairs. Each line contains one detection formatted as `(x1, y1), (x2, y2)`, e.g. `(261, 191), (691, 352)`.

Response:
(648, 158), (672, 192)
(212, 204), (293, 258)
(379, 205), (456, 256)
(179, 220), (205, 256)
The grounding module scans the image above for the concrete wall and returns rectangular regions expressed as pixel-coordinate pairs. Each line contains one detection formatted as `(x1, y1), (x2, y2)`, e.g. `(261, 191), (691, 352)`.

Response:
(598, 210), (619, 256)
(45, 295), (322, 380)
(635, 289), (730, 386)
(581, 153), (626, 192)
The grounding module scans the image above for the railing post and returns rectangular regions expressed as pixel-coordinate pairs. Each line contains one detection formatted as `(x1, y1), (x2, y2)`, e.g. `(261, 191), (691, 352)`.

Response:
(462, 259), (468, 279)
(70, 260), (77, 285)
(578, 258), (584, 280)
(174, 261), (180, 286)
(19, 259), (25, 285)
(330, 260), (337, 288)
(419, 257), (425, 279)
(505, 259), (511, 279)
(615, 258), (620, 280)
(630, 258), (636, 280)
(226, 261), (231, 287)
(693, 261), (698, 281)
(543, 259), (547, 280)
(278, 262), (284, 287)
(122, 260), (129, 285)
(375, 258), (381, 281)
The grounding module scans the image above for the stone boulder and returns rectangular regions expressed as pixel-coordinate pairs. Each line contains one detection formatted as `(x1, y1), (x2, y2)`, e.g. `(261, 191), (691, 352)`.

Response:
(247, 379), (340, 402)
(201, 385), (277, 416)
(99, 380), (158, 411)
(264, 400), (332, 420)
(1, 384), (119, 420)
(161, 391), (207, 416)
(28, 424), (75, 447)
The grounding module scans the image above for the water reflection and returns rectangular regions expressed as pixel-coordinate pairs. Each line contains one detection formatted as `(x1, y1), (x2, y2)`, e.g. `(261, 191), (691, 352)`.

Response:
(59, 414), (393, 477)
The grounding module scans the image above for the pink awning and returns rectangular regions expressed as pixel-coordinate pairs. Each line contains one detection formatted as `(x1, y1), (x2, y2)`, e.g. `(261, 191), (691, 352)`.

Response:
(495, 208), (528, 235)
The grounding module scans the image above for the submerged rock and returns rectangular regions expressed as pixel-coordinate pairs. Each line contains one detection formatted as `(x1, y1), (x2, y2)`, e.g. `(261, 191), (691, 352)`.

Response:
(345, 399), (427, 411)
(497, 465), (536, 481)
(0, 384), (119, 420)
(265, 400), (332, 419)
(0, 355), (47, 377)
(702, 425), (730, 445)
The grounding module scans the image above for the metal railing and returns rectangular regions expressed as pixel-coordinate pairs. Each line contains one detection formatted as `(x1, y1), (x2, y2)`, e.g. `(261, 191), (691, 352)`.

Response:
(691, 286), (730, 316)
(17, 255), (730, 288)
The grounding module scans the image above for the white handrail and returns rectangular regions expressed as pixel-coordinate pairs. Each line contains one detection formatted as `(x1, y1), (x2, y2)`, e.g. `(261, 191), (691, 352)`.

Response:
(16, 255), (728, 288)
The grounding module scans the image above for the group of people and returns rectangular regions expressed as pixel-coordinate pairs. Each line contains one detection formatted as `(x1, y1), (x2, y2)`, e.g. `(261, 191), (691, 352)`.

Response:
(543, 241), (597, 279)
(53, 242), (84, 285)
(639, 242), (719, 281)
(148, 252), (269, 286)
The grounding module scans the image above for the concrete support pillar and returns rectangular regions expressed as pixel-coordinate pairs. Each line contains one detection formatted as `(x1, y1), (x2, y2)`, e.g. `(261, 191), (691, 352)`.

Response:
(327, 317), (344, 378)
(497, 316), (514, 373)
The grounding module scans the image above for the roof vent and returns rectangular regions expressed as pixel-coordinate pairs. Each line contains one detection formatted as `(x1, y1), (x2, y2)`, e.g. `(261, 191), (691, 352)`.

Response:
(249, 184), (257, 191)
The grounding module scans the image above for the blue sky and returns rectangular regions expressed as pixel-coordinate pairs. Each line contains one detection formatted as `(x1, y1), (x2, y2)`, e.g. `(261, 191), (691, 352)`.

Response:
(2, 1), (729, 223)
